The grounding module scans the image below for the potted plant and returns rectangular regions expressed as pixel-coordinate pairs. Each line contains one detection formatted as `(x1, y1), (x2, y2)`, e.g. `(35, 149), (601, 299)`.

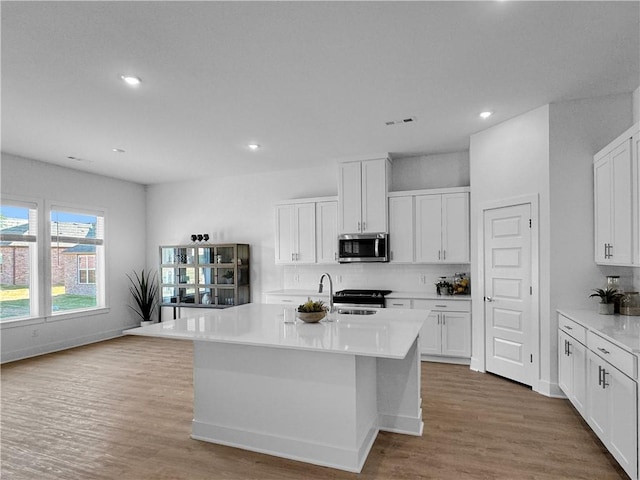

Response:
(297, 299), (326, 323)
(589, 287), (624, 315)
(127, 269), (159, 326)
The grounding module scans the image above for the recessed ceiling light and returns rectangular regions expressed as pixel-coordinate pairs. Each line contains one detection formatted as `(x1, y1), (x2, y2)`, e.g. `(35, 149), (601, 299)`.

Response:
(120, 75), (141, 86)
(248, 144), (260, 151)
(112, 148), (125, 153)
(479, 111), (493, 119)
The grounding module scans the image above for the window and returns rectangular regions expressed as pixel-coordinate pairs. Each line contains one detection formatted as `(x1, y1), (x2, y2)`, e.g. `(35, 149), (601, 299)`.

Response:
(50, 208), (105, 315)
(0, 202), (39, 321)
(77, 255), (96, 284)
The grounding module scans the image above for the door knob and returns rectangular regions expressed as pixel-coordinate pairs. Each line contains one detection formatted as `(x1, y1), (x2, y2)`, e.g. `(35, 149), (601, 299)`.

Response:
(485, 296), (494, 302)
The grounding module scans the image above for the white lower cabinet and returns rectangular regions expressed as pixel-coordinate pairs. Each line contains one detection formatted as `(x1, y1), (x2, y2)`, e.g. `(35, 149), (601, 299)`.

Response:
(558, 329), (588, 416)
(586, 346), (637, 480)
(411, 299), (471, 361)
(558, 312), (638, 480)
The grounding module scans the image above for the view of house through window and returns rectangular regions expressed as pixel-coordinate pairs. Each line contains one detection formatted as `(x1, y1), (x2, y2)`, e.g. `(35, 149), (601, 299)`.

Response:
(0, 203), (38, 321)
(50, 209), (105, 314)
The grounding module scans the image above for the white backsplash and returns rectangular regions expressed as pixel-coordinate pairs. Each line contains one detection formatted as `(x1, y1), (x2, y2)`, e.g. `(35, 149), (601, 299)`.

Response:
(282, 263), (470, 295)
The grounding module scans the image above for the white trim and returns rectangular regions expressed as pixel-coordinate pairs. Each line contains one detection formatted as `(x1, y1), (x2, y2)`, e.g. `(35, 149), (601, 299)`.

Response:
(476, 194), (540, 392)
(388, 186), (470, 197)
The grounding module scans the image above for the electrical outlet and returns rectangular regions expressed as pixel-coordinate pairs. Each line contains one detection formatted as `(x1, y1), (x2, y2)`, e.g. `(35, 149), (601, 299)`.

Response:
(337, 275), (342, 284)
(31, 329), (38, 337)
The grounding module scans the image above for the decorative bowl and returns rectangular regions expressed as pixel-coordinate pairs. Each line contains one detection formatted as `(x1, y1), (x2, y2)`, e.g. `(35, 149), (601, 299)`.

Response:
(297, 311), (326, 323)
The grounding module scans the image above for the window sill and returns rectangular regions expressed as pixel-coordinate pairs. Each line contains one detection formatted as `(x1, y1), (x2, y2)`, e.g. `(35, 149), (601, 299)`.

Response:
(1, 307), (111, 329)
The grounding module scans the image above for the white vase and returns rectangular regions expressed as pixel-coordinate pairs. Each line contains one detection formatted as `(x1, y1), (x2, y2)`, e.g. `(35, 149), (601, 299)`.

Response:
(140, 320), (154, 327)
(598, 303), (615, 315)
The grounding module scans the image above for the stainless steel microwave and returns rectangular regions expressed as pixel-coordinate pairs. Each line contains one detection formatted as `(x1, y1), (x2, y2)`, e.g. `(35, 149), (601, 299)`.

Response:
(338, 233), (389, 263)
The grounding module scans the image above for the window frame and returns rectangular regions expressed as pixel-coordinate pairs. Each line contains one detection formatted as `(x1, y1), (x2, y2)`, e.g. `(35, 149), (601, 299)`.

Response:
(48, 202), (106, 318)
(0, 196), (41, 323)
(0, 196), (109, 327)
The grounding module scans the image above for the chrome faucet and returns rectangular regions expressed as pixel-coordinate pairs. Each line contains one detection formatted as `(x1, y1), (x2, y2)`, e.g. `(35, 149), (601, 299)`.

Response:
(318, 272), (334, 315)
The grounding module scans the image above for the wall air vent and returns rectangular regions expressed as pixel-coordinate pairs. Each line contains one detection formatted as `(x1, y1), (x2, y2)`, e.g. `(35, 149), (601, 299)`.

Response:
(385, 117), (417, 126)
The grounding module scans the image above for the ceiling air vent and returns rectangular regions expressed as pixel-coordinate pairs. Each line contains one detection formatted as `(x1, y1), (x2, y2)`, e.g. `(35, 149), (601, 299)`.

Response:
(385, 117), (417, 126)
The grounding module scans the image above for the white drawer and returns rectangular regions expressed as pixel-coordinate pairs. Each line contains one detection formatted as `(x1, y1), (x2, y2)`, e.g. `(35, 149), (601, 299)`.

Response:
(387, 299), (411, 309)
(587, 330), (637, 380)
(413, 299), (471, 312)
(558, 314), (587, 345)
(265, 295), (310, 305)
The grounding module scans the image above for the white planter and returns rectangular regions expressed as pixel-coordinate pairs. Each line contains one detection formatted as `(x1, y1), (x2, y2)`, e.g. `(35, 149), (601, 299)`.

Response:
(598, 303), (615, 315)
(140, 320), (154, 327)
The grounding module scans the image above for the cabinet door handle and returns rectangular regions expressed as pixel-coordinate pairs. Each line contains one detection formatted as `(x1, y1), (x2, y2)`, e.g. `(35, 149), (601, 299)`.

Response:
(597, 347), (610, 355)
(438, 250), (441, 260)
(362, 221), (366, 231)
(598, 365), (603, 386)
(443, 250), (446, 260)
(567, 341), (572, 356)
(357, 221), (361, 232)
(602, 369), (609, 389)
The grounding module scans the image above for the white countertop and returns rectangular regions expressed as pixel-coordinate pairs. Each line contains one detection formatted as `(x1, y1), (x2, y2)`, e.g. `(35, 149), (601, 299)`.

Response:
(125, 303), (427, 359)
(558, 308), (640, 354)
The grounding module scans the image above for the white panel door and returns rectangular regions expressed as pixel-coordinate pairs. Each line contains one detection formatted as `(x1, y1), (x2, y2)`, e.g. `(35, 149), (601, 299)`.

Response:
(571, 340), (588, 416)
(484, 203), (533, 386)
(610, 140), (633, 264)
(594, 156), (612, 263)
(316, 201), (337, 264)
(415, 195), (442, 263)
(558, 331), (572, 397)
(586, 351), (608, 439)
(419, 312), (441, 355)
(275, 205), (295, 264)
(361, 159), (387, 233)
(441, 192), (470, 263)
(608, 364), (637, 479)
(295, 203), (316, 264)
(338, 161), (362, 234)
(441, 312), (471, 357)
(388, 196), (414, 263)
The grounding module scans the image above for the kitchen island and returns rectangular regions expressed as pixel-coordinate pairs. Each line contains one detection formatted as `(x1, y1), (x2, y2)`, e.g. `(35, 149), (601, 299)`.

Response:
(126, 303), (427, 472)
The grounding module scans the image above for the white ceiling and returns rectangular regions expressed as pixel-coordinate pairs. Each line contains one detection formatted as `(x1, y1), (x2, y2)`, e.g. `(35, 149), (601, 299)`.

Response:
(2, 1), (638, 185)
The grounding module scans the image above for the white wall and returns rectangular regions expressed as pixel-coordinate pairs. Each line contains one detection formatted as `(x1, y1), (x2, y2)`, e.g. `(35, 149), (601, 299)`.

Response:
(469, 93), (633, 396)
(391, 151), (470, 191)
(146, 153), (472, 317)
(145, 163), (339, 318)
(1, 154), (147, 362)
(633, 85), (640, 124)
(469, 104), (551, 386)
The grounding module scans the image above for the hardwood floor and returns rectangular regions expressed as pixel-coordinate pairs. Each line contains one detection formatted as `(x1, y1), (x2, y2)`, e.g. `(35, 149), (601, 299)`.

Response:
(1, 336), (628, 479)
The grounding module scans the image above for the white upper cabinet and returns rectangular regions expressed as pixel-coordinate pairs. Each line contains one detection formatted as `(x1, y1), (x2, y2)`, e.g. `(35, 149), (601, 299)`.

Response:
(275, 197), (338, 265)
(338, 156), (390, 234)
(388, 196), (414, 263)
(275, 203), (316, 264)
(594, 122), (639, 266)
(316, 201), (338, 264)
(415, 191), (470, 263)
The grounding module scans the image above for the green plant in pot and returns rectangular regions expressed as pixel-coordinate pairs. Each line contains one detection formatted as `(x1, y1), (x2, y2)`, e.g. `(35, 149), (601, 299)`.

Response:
(127, 269), (159, 325)
(589, 287), (624, 315)
(297, 299), (326, 323)
(222, 270), (234, 284)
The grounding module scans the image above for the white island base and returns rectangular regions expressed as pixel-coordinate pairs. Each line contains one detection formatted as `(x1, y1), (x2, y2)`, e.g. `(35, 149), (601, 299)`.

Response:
(191, 339), (422, 473)
(125, 304), (426, 473)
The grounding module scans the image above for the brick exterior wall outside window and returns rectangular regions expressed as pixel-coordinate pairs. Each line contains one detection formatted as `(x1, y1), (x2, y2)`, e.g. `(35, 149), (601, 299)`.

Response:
(1, 247), (65, 286)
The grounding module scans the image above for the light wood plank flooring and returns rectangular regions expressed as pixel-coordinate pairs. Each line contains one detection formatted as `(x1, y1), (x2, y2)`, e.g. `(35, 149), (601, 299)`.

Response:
(1, 336), (627, 479)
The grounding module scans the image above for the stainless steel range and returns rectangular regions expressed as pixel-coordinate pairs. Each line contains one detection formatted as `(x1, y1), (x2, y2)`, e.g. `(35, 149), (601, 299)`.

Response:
(333, 289), (392, 309)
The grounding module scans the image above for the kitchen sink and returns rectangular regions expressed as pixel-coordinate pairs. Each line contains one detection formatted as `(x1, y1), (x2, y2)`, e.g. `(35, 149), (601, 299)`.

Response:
(336, 308), (377, 315)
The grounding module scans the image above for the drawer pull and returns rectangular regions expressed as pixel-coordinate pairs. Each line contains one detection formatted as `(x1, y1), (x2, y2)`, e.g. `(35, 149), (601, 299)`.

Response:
(435, 305), (447, 308)
(597, 347), (610, 355)
(391, 303), (405, 307)
(281, 300), (293, 303)
(564, 325), (573, 330)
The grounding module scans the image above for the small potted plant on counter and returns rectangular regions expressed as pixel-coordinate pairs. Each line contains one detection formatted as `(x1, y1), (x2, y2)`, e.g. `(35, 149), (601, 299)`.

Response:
(297, 299), (327, 323)
(127, 269), (159, 326)
(589, 287), (624, 315)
